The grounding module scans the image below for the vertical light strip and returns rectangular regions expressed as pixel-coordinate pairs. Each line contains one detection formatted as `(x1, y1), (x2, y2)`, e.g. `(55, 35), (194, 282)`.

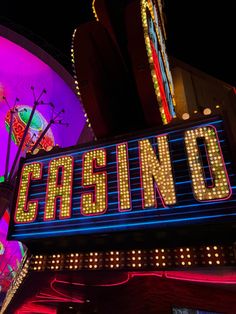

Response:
(117, 143), (132, 211)
(139, 135), (176, 207)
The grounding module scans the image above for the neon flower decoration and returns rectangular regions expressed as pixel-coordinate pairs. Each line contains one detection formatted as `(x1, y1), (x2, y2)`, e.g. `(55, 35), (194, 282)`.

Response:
(0, 33), (88, 179)
(5, 105), (54, 152)
(0, 211), (25, 296)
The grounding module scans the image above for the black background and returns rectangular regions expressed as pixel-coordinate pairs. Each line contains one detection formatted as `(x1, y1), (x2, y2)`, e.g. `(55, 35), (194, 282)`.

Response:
(0, 0), (235, 86)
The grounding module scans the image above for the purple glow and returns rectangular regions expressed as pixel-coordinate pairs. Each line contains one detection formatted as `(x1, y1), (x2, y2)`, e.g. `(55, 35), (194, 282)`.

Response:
(0, 211), (23, 293)
(0, 35), (86, 177)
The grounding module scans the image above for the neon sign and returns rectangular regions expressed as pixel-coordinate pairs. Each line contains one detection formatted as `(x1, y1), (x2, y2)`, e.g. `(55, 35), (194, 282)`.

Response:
(141, 0), (176, 123)
(8, 117), (236, 241)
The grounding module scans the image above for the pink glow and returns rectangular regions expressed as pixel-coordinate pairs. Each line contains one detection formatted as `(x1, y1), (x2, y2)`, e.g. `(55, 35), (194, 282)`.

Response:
(0, 35), (86, 178)
(133, 271), (236, 285)
(15, 302), (57, 314)
(50, 271), (236, 289)
(0, 211), (24, 293)
(165, 271), (236, 284)
(13, 270), (236, 313)
(51, 276), (131, 288)
(50, 278), (84, 303)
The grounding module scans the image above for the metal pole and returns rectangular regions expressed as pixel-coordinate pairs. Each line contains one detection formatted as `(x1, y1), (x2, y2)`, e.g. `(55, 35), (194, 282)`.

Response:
(8, 101), (38, 181)
(31, 109), (64, 153)
(31, 121), (53, 152)
(4, 109), (14, 181)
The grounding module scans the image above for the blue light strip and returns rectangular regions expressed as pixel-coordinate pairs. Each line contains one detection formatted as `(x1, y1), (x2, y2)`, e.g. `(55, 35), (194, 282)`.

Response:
(9, 118), (236, 241)
(11, 212), (236, 239)
(15, 198), (236, 230)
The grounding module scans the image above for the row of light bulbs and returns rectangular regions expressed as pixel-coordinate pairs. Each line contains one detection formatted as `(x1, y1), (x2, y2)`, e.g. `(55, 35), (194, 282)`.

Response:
(29, 245), (235, 272)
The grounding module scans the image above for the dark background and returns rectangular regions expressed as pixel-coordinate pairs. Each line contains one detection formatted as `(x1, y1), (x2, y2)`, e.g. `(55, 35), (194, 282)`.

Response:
(0, 0), (235, 86)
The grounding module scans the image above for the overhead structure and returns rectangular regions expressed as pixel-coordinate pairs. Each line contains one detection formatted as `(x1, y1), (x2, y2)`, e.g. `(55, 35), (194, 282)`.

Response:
(72, 0), (176, 138)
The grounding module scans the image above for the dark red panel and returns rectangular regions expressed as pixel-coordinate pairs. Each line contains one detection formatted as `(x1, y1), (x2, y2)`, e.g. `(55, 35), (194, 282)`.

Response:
(73, 21), (145, 138)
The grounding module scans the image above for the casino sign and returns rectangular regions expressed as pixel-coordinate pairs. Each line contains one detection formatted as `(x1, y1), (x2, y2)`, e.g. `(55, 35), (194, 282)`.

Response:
(8, 116), (236, 249)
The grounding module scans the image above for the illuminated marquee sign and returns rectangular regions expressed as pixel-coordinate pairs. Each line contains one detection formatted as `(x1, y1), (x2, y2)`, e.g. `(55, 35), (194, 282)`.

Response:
(141, 0), (176, 123)
(8, 117), (236, 242)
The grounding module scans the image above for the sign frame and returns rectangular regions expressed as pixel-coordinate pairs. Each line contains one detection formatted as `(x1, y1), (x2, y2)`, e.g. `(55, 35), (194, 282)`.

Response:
(8, 116), (236, 251)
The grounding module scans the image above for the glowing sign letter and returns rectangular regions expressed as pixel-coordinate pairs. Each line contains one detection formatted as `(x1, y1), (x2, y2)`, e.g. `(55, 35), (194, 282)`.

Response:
(185, 126), (231, 201)
(139, 136), (176, 208)
(81, 149), (107, 215)
(15, 162), (42, 223)
(117, 143), (131, 211)
(44, 156), (73, 220)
